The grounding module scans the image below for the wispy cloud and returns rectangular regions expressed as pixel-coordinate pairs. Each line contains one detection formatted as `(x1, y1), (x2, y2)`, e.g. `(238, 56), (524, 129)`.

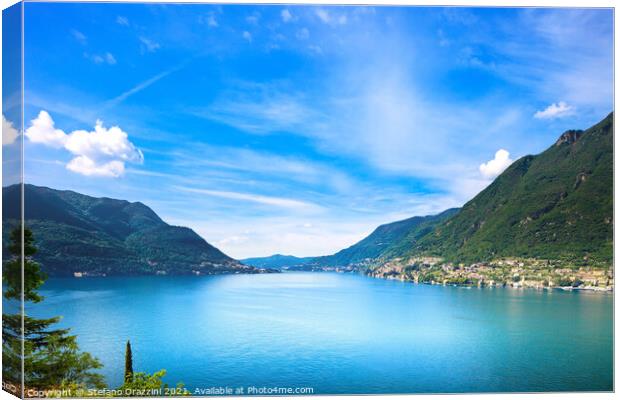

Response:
(198, 12), (219, 27)
(296, 27), (309, 40)
(139, 36), (161, 53)
(85, 52), (116, 65)
(104, 61), (189, 109)
(461, 8), (612, 114)
(177, 186), (322, 212)
(246, 12), (260, 25)
(315, 8), (347, 25)
(71, 29), (87, 44)
(534, 102), (575, 119)
(168, 144), (356, 195)
(191, 69), (516, 193)
(192, 82), (320, 134)
(116, 16), (129, 26)
(281, 9), (294, 23)
(207, 15), (218, 27)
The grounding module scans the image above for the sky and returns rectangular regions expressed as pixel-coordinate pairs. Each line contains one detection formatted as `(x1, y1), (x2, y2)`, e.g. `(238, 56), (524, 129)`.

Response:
(2, 4), (614, 259)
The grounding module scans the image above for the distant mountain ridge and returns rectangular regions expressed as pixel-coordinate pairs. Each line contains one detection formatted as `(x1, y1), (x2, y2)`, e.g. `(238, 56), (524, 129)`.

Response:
(311, 208), (459, 267)
(241, 254), (314, 269)
(2, 184), (263, 276)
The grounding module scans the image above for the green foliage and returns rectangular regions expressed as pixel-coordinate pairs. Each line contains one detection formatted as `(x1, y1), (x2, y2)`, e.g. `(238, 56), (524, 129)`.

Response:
(3, 227), (47, 303)
(557, 277), (573, 287)
(23, 332), (105, 390)
(117, 369), (190, 396)
(2, 227), (105, 391)
(125, 341), (133, 383)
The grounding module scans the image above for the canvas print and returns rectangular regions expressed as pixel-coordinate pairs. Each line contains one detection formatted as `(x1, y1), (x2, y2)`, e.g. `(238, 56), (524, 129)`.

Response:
(1, 2), (614, 398)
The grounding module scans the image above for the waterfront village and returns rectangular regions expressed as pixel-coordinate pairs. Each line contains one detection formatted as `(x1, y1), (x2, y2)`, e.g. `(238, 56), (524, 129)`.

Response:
(361, 257), (614, 291)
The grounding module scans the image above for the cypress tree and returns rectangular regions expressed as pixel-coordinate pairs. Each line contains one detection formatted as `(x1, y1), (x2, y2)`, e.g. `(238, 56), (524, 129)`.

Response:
(125, 340), (133, 383)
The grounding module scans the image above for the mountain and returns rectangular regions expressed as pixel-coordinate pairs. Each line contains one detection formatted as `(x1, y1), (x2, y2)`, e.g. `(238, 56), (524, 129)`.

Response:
(241, 254), (314, 269)
(320, 112), (612, 270)
(2, 184), (263, 276)
(407, 112), (614, 265)
(312, 208), (459, 267)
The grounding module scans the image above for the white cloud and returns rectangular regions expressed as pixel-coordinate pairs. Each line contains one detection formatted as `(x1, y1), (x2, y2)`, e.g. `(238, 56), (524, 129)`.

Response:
(25, 111), (67, 148)
(479, 149), (513, 179)
(66, 157), (125, 177)
(534, 101), (575, 119)
(25, 111), (143, 178)
(2, 115), (19, 146)
(281, 9), (294, 23)
(116, 16), (129, 26)
(242, 31), (253, 42)
(71, 29), (87, 45)
(64, 120), (144, 164)
(139, 37), (160, 53)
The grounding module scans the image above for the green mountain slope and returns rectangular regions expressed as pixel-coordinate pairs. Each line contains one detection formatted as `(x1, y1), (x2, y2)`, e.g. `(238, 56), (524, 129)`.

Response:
(241, 254), (314, 269)
(2, 184), (260, 276)
(408, 112), (614, 265)
(313, 208), (459, 267)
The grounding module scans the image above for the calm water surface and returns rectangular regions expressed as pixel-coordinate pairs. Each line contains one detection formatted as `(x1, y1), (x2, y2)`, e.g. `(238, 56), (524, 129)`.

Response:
(30, 272), (613, 394)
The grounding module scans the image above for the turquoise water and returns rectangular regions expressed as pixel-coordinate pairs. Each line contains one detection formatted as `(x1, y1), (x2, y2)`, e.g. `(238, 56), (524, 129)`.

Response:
(30, 272), (612, 394)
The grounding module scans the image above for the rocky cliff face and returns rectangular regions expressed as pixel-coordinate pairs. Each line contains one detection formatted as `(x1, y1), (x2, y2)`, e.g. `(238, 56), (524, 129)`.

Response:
(555, 129), (584, 146)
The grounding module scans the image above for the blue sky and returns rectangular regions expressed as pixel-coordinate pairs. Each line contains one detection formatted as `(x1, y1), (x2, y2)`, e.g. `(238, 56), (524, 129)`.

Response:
(3, 4), (613, 258)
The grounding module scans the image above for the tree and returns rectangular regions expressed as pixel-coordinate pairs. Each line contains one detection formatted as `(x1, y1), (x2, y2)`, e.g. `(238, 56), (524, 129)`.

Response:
(2, 227), (105, 391)
(117, 343), (189, 397)
(125, 341), (133, 383)
(117, 370), (187, 396)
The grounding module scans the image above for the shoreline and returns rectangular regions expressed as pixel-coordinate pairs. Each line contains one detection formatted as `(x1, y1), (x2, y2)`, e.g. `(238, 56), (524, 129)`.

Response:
(371, 272), (614, 293)
(50, 269), (615, 294)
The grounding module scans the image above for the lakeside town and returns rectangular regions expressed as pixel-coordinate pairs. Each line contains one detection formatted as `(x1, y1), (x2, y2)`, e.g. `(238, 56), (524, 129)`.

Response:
(362, 257), (614, 291)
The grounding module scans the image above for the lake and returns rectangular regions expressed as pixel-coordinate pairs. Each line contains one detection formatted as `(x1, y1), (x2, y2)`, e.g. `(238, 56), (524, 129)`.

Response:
(30, 272), (613, 394)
